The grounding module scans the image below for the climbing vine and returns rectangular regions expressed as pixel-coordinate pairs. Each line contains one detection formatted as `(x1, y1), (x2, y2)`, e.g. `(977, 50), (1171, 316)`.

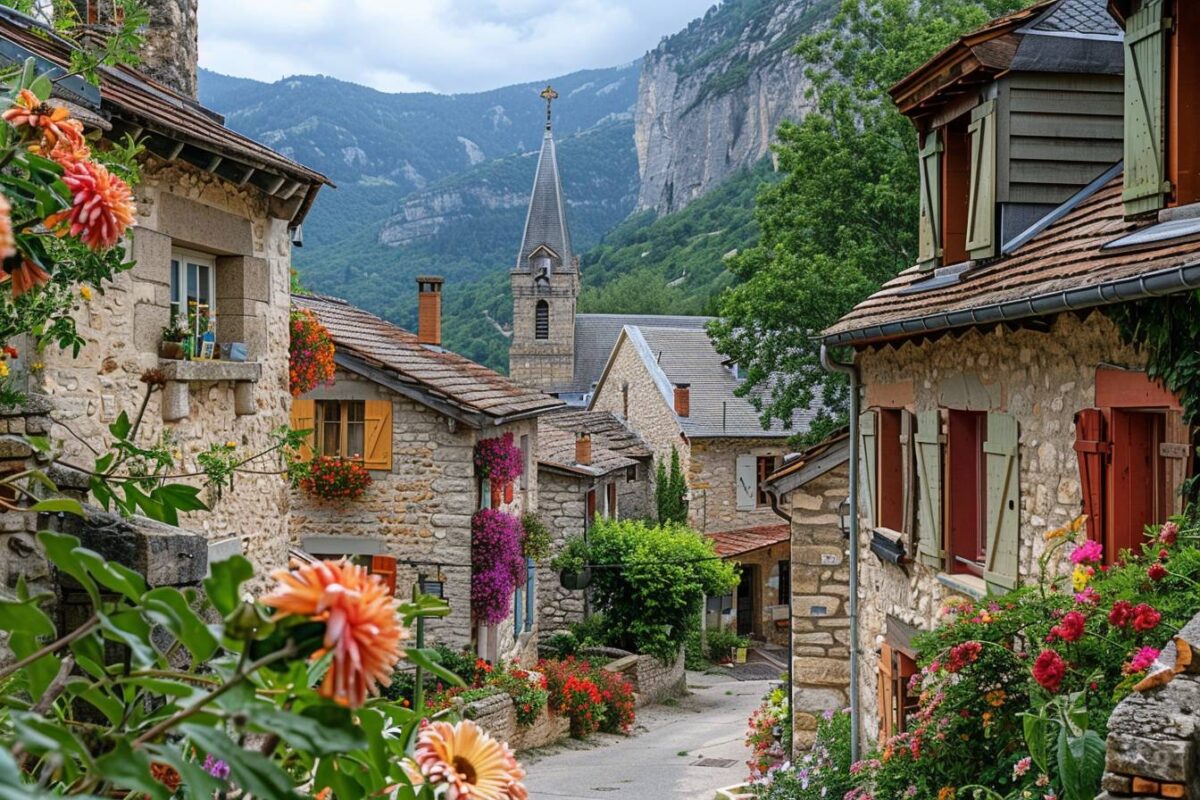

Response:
(1109, 292), (1200, 502)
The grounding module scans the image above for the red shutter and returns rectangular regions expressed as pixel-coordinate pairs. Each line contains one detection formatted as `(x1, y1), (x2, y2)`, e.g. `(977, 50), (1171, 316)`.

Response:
(371, 555), (397, 596)
(586, 489), (597, 527)
(1073, 409), (1109, 546)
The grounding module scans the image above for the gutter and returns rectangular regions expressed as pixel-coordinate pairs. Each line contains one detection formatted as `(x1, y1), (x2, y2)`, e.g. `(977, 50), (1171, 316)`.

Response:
(820, 344), (861, 764)
(822, 260), (1200, 347)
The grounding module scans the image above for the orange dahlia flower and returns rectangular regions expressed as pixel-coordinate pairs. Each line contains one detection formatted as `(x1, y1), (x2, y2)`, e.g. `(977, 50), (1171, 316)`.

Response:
(0, 192), (15, 261)
(3, 89), (83, 152)
(4, 259), (50, 297)
(260, 559), (406, 708)
(411, 720), (527, 800)
(44, 159), (136, 252)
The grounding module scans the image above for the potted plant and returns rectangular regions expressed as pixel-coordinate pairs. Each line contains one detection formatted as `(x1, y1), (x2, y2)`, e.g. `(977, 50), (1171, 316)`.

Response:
(552, 535), (592, 591)
(160, 321), (189, 360)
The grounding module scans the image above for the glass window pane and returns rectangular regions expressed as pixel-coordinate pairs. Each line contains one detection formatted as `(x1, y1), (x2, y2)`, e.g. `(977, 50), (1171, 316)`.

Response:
(170, 259), (180, 304)
(346, 422), (364, 459)
(197, 264), (211, 306)
(187, 263), (197, 303)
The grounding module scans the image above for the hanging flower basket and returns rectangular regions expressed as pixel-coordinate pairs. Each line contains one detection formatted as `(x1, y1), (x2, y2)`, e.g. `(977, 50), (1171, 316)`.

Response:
(299, 456), (372, 503)
(559, 566), (592, 591)
(289, 307), (336, 397)
(475, 433), (523, 484)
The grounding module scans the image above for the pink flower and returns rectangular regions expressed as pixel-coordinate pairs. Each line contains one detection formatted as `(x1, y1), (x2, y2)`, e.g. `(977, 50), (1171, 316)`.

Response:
(1159, 521), (1179, 545)
(1148, 562), (1168, 582)
(1013, 757), (1032, 779)
(1069, 540), (1104, 565)
(1125, 647), (1160, 674)
(1073, 587), (1099, 606)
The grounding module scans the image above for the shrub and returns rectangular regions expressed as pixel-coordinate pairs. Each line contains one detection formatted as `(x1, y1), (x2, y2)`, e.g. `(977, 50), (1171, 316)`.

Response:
(655, 446), (689, 524)
(684, 627), (710, 670)
(568, 613), (612, 650)
(592, 668), (636, 734)
(561, 518), (739, 663)
(538, 657), (636, 738)
(289, 307), (336, 396)
(494, 668), (550, 727)
(471, 509), (526, 624)
(705, 628), (749, 663)
(746, 686), (790, 781)
(521, 512), (552, 562)
(543, 631), (579, 659)
(754, 710), (854, 800)
(299, 455), (372, 502)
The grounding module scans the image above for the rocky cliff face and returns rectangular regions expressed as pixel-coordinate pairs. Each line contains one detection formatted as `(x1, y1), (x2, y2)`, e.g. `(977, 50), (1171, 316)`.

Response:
(634, 0), (835, 215)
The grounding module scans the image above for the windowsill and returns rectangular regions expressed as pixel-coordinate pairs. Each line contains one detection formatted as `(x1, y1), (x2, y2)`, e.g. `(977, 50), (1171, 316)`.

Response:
(936, 572), (987, 600)
(157, 360), (261, 383)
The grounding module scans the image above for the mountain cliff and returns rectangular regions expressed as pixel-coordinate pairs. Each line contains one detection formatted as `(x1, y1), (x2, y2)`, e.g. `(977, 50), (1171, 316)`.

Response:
(634, 0), (835, 215)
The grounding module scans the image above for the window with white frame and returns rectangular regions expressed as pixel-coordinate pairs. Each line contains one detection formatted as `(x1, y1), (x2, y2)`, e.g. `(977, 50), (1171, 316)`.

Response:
(169, 250), (216, 329)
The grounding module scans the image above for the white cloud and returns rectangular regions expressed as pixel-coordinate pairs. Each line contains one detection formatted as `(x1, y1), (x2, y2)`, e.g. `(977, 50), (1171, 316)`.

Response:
(197, 0), (717, 94)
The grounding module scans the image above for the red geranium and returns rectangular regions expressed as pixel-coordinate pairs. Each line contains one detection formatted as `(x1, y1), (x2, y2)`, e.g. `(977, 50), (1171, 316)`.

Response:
(289, 308), (336, 397)
(299, 456), (372, 502)
(1050, 611), (1086, 643)
(1131, 603), (1162, 633)
(1108, 600), (1133, 628)
(945, 641), (982, 673)
(1147, 562), (1168, 582)
(1032, 650), (1066, 693)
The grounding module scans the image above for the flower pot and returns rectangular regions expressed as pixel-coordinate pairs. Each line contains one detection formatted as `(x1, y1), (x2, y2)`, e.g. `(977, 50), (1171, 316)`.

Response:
(504, 482), (514, 504)
(559, 566), (592, 591)
(159, 341), (185, 360)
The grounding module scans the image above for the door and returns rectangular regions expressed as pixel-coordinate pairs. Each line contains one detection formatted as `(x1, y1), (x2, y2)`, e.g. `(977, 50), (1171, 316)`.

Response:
(736, 565), (756, 637)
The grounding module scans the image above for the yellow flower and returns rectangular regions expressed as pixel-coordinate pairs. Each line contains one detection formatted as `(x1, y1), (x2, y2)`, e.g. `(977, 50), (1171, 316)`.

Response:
(1072, 564), (1093, 591)
(79, 285), (92, 301)
(1067, 514), (1088, 535)
(1045, 525), (1068, 541)
(225, 440), (237, 449)
(0, 361), (11, 378)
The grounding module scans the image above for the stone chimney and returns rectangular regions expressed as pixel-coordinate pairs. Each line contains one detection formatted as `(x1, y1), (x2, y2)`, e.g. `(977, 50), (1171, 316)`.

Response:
(575, 433), (592, 466)
(73, 0), (199, 98)
(673, 383), (690, 418)
(416, 277), (444, 347)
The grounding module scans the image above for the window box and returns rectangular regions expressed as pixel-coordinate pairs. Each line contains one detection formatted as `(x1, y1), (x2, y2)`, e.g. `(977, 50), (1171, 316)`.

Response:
(157, 359), (261, 422)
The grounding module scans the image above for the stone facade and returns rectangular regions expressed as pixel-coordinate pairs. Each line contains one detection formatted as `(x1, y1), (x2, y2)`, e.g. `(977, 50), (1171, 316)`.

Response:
(783, 466), (852, 751)
(589, 336), (685, 471)
(852, 312), (1147, 744)
(465, 691), (571, 753)
(689, 437), (789, 533)
(74, 0), (200, 97)
(290, 368), (539, 659)
(604, 649), (687, 707)
(729, 540), (792, 647)
(32, 156), (296, 575)
(509, 277), (578, 392)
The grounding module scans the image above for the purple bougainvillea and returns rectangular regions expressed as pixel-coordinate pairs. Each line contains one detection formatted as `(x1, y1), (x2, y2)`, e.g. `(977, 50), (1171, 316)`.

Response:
(471, 508), (527, 624)
(474, 433), (524, 483)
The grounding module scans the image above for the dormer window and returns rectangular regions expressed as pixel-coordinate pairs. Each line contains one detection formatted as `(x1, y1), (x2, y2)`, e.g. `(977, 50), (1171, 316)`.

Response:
(1119, 0), (1200, 215)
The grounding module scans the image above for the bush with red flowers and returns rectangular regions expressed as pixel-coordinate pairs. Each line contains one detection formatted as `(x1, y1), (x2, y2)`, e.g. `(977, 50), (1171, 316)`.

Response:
(289, 307), (336, 397)
(299, 455), (372, 502)
(537, 656), (636, 738)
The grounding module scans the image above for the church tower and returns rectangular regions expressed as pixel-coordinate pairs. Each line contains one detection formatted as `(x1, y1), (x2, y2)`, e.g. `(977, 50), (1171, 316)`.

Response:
(509, 86), (579, 393)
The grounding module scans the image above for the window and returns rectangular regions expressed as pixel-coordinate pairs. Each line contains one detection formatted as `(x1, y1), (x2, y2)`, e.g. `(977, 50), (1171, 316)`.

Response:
(169, 250), (216, 329)
(947, 410), (988, 576)
(626, 464), (637, 483)
(874, 408), (916, 533)
(606, 482), (618, 519)
(878, 641), (919, 739)
(755, 456), (778, 508)
(317, 400), (366, 459)
(941, 118), (971, 266)
(767, 560), (790, 605)
(535, 300), (549, 340)
(705, 593), (733, 631)
(513, 556), (536, 637)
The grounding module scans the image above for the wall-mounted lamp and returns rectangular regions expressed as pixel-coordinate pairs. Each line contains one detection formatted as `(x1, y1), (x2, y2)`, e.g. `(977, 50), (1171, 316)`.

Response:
(838, 496), (852, 539)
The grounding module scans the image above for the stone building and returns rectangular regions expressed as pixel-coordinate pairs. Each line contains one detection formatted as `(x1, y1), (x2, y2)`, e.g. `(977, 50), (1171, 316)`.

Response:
(534, 409), (654, 630)
(0, 3), (328, 581)
(763, 432), (851, 752)
(819, 0), (1200, 746)
(290, 287), (563, 660)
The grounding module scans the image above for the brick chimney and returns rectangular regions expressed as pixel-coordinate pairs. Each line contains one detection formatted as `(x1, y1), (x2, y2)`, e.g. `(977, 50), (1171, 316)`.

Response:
(416, 277), (444, 347)
(73, 0), (200, 98)
(575, 433), (592, 466)
(673, 383), (690, 418)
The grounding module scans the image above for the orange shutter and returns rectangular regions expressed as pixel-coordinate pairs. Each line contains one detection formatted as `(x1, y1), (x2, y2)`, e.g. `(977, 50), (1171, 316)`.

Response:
(1073, 409), (1108, 546)
(290, 399), (316, 460)
(878, 642), (894, 740)
(363, 400), (393, 471)
(371, 555), (397, 596)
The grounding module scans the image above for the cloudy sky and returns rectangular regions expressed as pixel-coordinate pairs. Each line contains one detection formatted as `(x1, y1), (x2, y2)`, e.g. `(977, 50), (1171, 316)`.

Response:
(198, 0), (718, 95)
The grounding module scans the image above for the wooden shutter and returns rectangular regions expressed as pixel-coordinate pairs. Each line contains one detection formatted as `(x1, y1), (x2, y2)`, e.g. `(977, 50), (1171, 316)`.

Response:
(736, 455), (757, 511)
(966, 101), (997, 258)
(1162, 410), (1193, 517)
(914, 410), (944, 568)
(983, 413), (1020, 593)
(290, 398), (316, 461)
(362, 399), (393, 471)
(1073, 409), (1109, 544)
(370, 554), (397, 596)
(586, 489), (597, 528)
(900, 410), (917, 547)
(918, 131), (943, 268)
(1123, 0), (1170, 215)
(878, 641), (895, 740)
(607, 482), (618, 519)
(858, 411), (878, 528)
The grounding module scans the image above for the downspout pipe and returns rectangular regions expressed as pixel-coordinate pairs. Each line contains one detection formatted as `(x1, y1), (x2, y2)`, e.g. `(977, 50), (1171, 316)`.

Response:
(820, 343), (861, 764)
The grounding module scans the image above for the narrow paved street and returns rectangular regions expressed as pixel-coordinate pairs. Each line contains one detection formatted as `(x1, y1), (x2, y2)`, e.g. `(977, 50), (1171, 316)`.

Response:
(523, 672), (772, 800)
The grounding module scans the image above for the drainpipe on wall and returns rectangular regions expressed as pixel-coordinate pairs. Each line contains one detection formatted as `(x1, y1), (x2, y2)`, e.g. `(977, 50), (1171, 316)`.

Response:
(820, 343), (861, 764)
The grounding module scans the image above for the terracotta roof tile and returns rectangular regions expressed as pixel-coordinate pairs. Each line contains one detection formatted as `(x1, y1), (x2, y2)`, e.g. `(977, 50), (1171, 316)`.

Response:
(295, 293), (564, 422)
(537, 410), (653, 476)
(706, 524), (791, 558)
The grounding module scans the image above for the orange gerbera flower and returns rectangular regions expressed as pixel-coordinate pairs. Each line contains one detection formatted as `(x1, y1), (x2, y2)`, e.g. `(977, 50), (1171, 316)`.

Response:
(260, 559), (406, 708)
(44, 159), (136, 252)
(0, 192), (15, 262)
(410, 720), (527, 800)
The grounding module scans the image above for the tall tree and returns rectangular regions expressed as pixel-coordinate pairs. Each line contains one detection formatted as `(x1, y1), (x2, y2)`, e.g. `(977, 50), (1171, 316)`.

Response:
(710, 0), (1033, 438)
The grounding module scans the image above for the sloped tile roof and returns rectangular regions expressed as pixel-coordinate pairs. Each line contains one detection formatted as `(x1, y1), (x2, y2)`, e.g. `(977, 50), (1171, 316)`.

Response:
(822, 173), (1200, 345)
(707, 524), (790, 558)
(537, 410), (651, 477)
(565, 313), (712, 395)
(294, 294), (564, 423)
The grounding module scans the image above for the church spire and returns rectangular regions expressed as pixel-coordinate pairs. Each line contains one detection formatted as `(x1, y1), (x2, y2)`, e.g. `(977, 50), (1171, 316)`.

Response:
(515, 85), (573, 272)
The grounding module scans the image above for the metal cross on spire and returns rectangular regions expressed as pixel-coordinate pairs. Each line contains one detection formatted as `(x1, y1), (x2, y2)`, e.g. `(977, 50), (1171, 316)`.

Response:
(540, 84), (558, 130)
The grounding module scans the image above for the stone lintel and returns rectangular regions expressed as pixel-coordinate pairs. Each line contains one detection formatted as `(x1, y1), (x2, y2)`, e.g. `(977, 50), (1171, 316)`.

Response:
(49, 505), (208, 587)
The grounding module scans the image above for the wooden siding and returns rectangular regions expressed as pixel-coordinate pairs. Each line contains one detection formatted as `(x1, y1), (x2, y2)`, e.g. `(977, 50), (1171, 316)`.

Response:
(996, 72), (1124, 206)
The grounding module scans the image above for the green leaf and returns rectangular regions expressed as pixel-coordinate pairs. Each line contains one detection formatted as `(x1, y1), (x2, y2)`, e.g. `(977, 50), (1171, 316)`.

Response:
(28, 74), (51, 101)
(37, 531), (100, 605)
(150, 483), (208, 514)
(98, 610), (158, 668)
(65, 677), (124, 725)
(203, 554), (253, 617)
(315, 756), (369, 800)
(95, 741), (169, 800)
(10, 711), (91, 764)
(249, 707), (368, 756)
(1022, 712), (1049, 775)
(24, 436), (51, 454)
(29, 497), (85, 516)
(144, 744), (223, 799)
(142, 587), (218, 663)
(1058, 727), (1106, 800)
(0, 597), (54, 638)
(108, 411), (132, 441)
(405, 647), (467, 689)
(180, 724), (300, 799)
(74, 548), (147, 601)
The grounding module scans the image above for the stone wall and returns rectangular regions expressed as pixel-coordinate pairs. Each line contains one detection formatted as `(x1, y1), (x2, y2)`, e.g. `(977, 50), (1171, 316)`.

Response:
(689, 437), (789, 533)
(35, 157), (296, 575)
(852, 312), (1146, 744)
(464, 692), (571, 753)
(1098, 612), (1200, 800)
(604, 649), (687, 707)
(290, 368), (538, 656)
(509, 273), (578, 392)
(785, 465), (852, 751)
(536, 468), (589, 630)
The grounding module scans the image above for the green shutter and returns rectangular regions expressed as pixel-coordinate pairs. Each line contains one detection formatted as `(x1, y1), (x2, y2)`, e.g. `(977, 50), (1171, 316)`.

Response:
(966, 101), (997, 259)
(899, 410), (917, 546)
(914, 411), (944, 568)
(918, 132), (943, 269)
(858, 411), (878, 529)
(983, 413), (1020, 593)
(1123, 0), (1170, 216)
